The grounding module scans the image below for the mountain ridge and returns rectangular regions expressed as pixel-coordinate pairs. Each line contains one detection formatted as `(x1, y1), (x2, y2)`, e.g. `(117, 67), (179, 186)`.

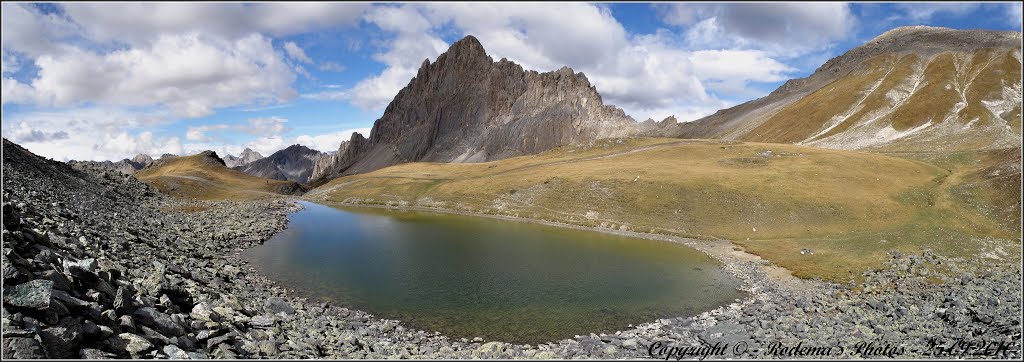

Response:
(308, 35), (638, 184)
(234, 144), (322, 183)
(653, 26), (1021, 152)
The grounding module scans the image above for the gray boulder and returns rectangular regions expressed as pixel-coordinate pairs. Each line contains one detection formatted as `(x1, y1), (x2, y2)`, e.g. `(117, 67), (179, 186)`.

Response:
(3, 279), (53, 309)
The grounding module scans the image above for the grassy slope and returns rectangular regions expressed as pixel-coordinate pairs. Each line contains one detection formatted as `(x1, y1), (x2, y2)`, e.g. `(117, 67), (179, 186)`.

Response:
(742, 48), (1022, 150)
(136, 154), (300, 200)
(308, 138), (1018, 282)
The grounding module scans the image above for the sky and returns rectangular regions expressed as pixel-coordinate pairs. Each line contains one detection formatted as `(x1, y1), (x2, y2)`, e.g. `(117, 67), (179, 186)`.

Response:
(2, 2), (1021, 162)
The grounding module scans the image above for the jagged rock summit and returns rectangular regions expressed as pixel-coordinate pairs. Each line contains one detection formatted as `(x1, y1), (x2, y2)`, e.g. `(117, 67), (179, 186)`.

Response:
(223, 148), (264, 168)
(309, 35), (638, 183)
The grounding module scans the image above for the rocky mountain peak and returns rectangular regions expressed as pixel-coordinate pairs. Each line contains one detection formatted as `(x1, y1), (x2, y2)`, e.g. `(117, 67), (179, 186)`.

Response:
(240, 148), (261, 158)
(131, 154), (153, 165)
(197, 150), (226, 167)
(308, 35), (638, 184)
(233, 144), (322, 183)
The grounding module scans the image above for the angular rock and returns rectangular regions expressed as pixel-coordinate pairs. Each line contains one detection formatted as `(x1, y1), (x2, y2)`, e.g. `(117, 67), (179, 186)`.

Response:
(134, 307), (185, 336)
(163, 344), (191, 359)
(39, 317), (83, 358)
(263, 297), (295, 315)
(3, 279), (53, 309)
(3, 336), (47, 359)
(119, 333), (154, 356)
(80, 348), (117, 359)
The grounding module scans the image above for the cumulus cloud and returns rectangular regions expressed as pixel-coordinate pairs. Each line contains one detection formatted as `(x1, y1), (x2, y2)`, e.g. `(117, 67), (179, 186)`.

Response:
(0, 3), (79, 57)
(6, 33), (296, 117)
(185, 117), (291, 143)
(243, 117), (291, 137)
(660, 3), (855, 56)
(1, 3), (371, 116)
(59, 3), (368, 46)
(283, 41), (313, 63)
(0, 107), (183, 161)
(346, 5), (449, 110)
(424, 2), (629, 71)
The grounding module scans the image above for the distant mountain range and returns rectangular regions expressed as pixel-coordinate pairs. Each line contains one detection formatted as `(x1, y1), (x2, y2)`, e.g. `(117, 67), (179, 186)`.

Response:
(68, 154), (154, 175)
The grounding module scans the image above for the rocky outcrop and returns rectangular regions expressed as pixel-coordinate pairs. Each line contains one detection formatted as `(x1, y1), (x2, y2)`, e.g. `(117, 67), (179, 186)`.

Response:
(659, 26), (1022, 152)
(308, 35), (638, 184)
(222, 148), (264, 168)
(67, 154), (154, 176)
(233, 145), (321, 184)
(310, 133), (369, 185)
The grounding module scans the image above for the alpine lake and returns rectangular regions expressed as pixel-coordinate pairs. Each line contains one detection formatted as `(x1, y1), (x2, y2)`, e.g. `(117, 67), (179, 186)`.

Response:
(243, 201), (744, 344)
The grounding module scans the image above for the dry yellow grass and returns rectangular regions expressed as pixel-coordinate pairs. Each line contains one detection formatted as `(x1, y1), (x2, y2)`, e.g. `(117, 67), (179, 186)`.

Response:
(136, 153), (301, 200)
(890, 53), (958, 130)
(306, 138), (1022, 281)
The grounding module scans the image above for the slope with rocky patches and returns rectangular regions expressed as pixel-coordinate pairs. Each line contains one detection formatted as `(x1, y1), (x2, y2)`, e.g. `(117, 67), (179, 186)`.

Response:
(668, 26), (1021, 153)
(135, 150), (302, 200)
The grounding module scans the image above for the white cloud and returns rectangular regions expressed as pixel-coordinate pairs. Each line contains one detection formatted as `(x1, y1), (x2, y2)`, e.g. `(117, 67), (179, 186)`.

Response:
(283, 41), (313, 63)
(660, 3), (855, 56)
(184, 116), (291, 143)
(896, 3), (980, 21)
(243, 117), (291, 137)
(0, 107), (182, 161)
(185, 124), (229, 142)
(346, 5), (448, 110)
(319, 61), (346, 72)
(240, 126), (370, 156)
(294, 128), (372, 152)
(7, 33), (296, 117)
(302, 89), (348, 101)
(0, 3), (79, 57)
(59, 3), (368, 46)
(424, 3), (629, 71)
(2, 77), (37, 104)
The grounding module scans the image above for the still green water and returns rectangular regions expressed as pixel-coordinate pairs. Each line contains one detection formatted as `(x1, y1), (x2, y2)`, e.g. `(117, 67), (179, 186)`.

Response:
(243, 201), (744, 344)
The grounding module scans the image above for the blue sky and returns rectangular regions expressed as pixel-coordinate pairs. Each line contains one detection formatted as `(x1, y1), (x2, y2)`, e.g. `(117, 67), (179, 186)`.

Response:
(2, 2), (1021, 161)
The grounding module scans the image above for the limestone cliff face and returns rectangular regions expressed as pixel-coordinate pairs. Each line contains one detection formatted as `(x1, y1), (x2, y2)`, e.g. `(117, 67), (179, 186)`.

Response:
(308, 35), (637, 184)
